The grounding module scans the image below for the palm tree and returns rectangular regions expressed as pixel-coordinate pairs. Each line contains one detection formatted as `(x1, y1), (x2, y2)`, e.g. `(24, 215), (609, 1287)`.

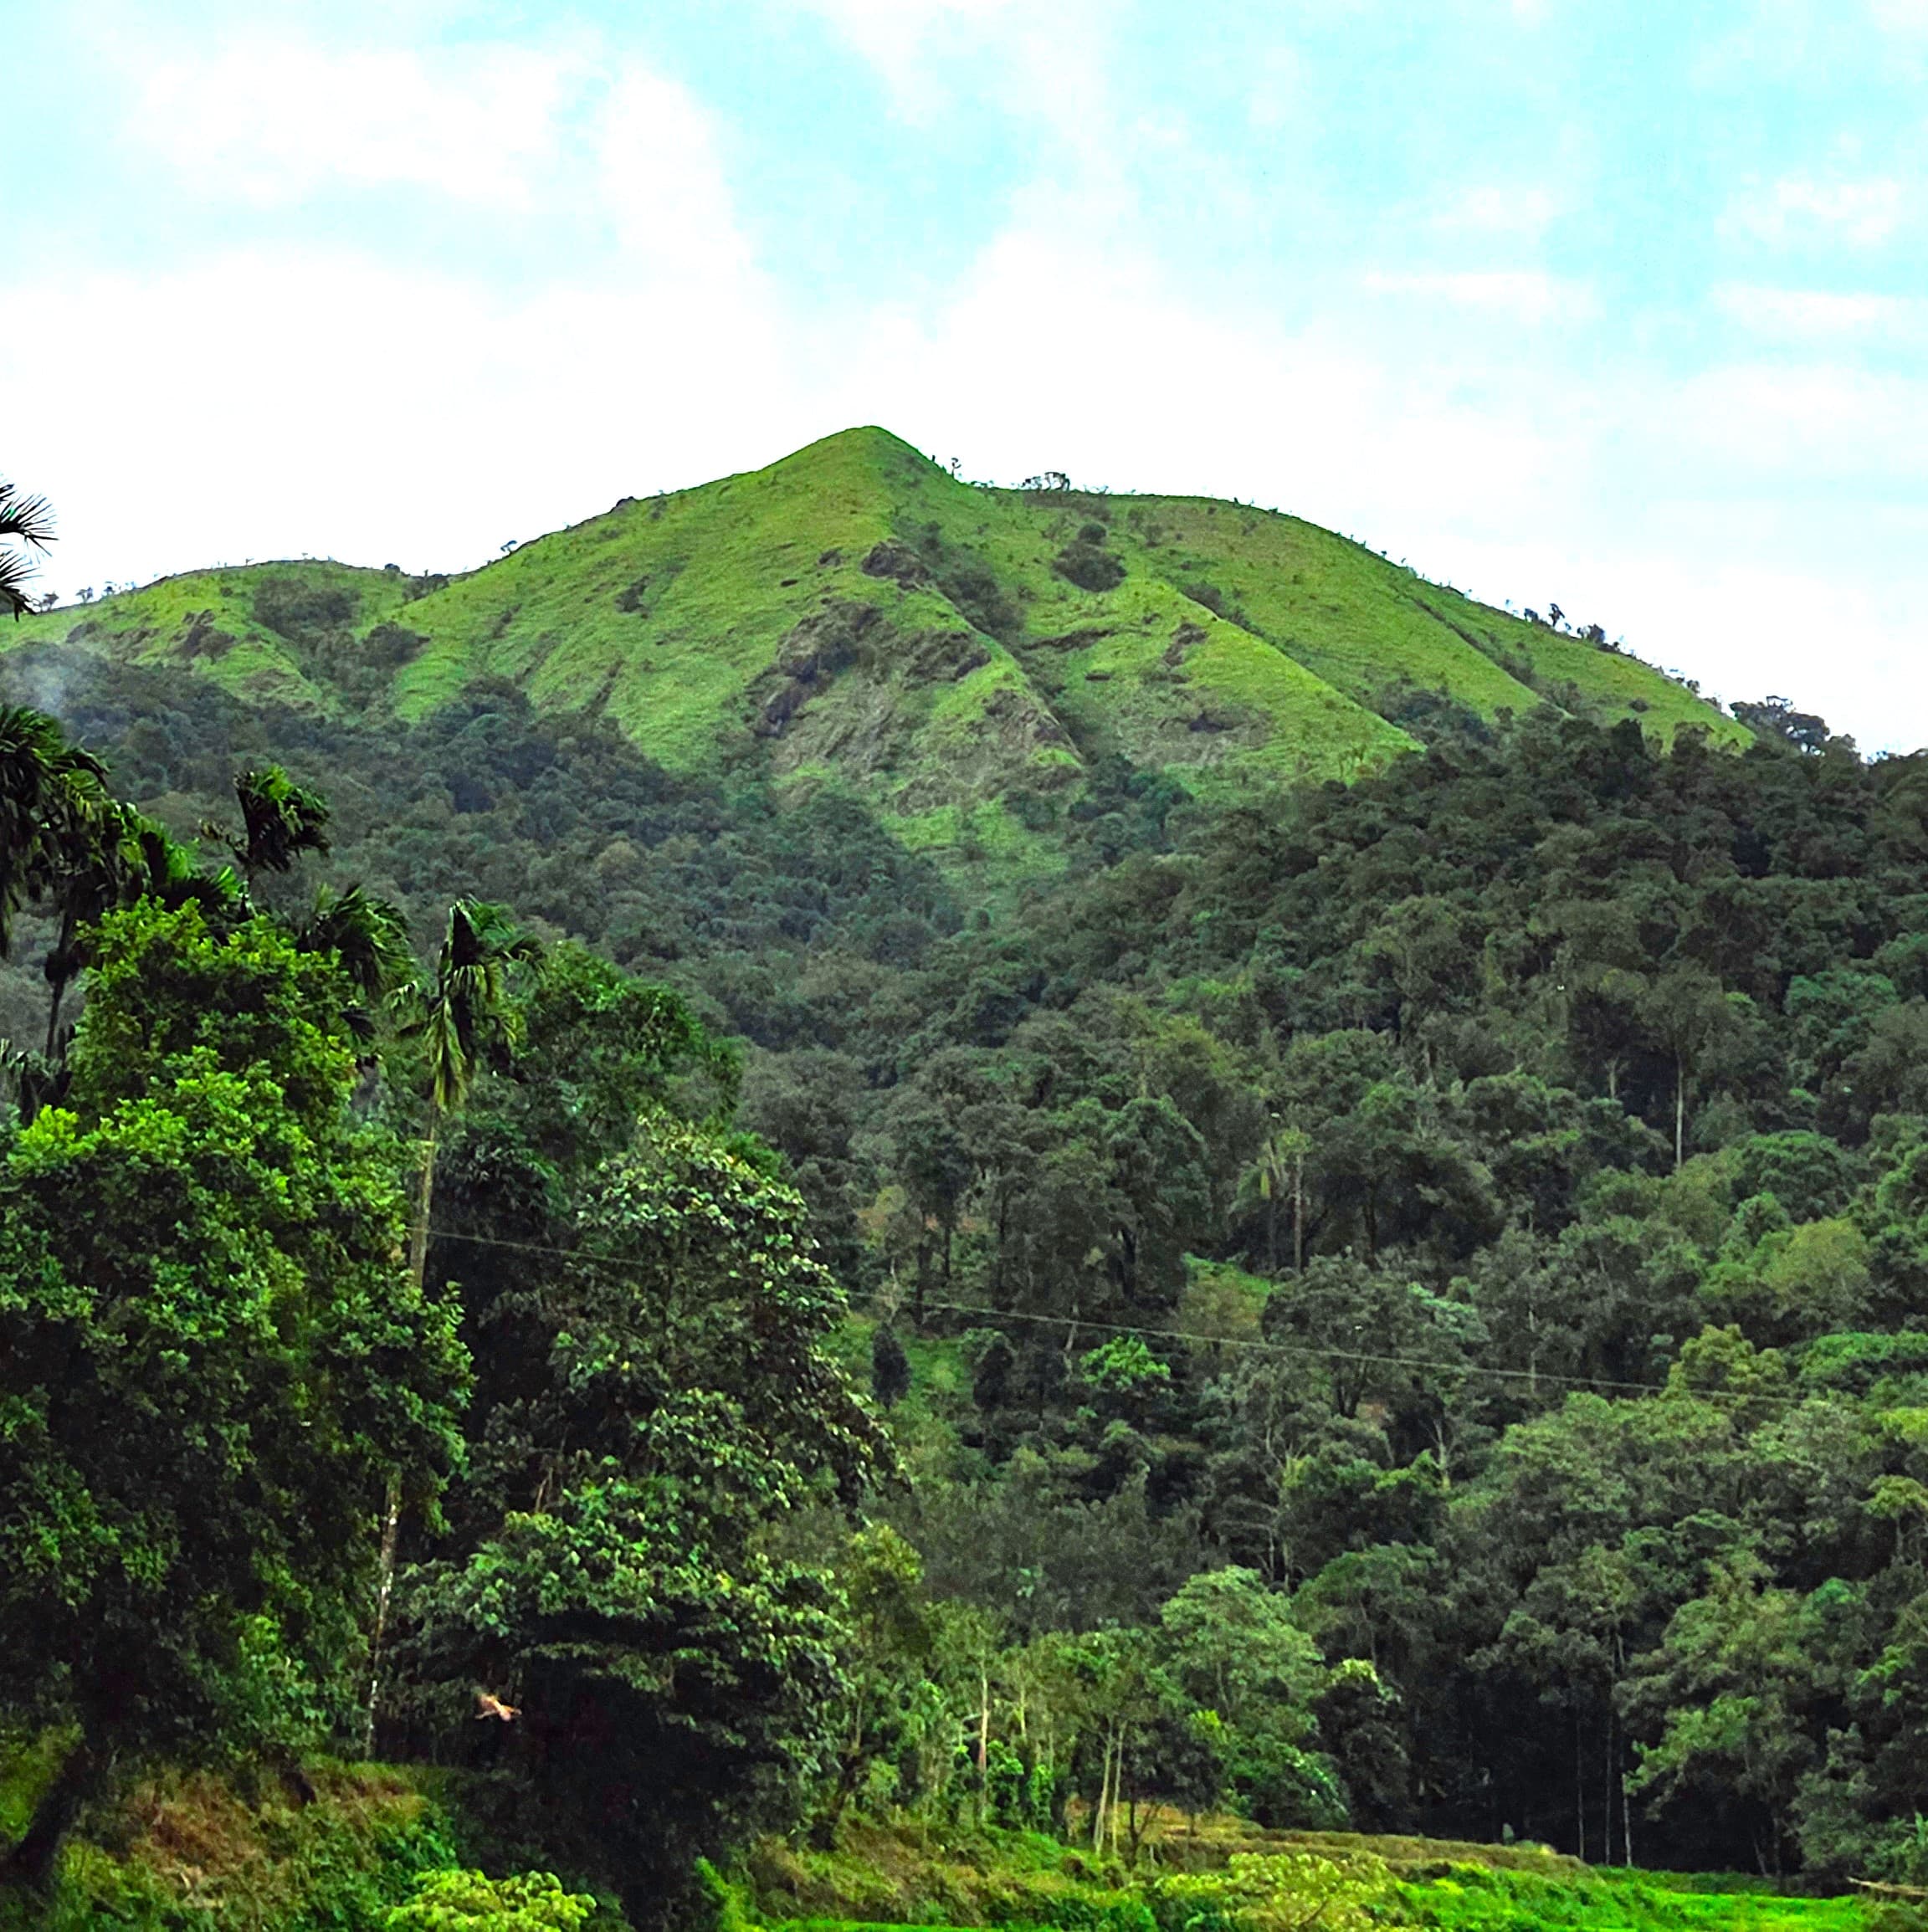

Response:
(1238, 1120), (1311, 1273)
(206, 765), (332, 887)
(0, 705), (109, 958)
(0, 478), (55, 619)
(395, 897), (544, 1284)
(38, 797), (142, 1058)
(293, 884), (412, 1043)
(129, 817), (247, 925)
(366, 898), (541, 1748)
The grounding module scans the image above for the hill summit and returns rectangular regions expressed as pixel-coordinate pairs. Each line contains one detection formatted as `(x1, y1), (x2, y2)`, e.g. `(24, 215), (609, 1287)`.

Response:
(9, 427), (1739, 874)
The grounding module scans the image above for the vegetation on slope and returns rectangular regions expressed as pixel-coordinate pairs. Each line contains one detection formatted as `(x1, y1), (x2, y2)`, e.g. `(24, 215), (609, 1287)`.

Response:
(2, 446), (1920, 1932)
(3, 430), (1740, 882)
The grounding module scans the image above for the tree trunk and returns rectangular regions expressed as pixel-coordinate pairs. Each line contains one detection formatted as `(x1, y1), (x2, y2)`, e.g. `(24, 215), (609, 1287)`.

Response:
(0, 1739), (99, 1893)
(977, 1662), (991, 1827)
(1674, 1053), (1686, 1171)
(1091, 1726), (1112, 1850)
(43, 976), (68, 1061)
(1107, 1722), (1124, 1860)
(367, 1113), (439, 1755)
(1292, 1152), (1305, 1273)
(362, 1474), (402, 1756)
(1603, 1708), (1614, 1864)
(407, 1115), (439, 1289)
(1574, 1709), (1586, 1862)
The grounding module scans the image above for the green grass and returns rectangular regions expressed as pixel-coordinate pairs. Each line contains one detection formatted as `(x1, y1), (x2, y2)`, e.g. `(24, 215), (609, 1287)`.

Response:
(1386, 1863), (1863, 1932)
(4, 560), (416, 713)
(746, 1818), (1867, 1932)
(0, 1760), (457, 1931)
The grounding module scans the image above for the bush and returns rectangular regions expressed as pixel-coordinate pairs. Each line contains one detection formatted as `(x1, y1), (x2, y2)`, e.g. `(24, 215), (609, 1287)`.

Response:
(382, 1865), (602, 1929)
(1053, 542), (1126, 593)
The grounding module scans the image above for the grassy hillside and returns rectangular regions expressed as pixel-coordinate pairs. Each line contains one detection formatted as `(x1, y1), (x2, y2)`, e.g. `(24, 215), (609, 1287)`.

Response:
(5, 428), (1743, 877)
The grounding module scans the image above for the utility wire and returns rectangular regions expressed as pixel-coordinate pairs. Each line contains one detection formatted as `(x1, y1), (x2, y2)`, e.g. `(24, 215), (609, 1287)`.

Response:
(413, 1220), (1833, 1412)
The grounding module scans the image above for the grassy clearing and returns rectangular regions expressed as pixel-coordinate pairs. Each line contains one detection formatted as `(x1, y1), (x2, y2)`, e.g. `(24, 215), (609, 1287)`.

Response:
(744, 1817), (1866, 1932)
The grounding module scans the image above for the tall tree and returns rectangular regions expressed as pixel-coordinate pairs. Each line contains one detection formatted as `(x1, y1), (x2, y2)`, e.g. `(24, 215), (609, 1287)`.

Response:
(367, 899), (541, 1741)
(0, 900), (466, 1889)
(404, 1116), (887, 1924)
(207, 764), (332, 886)
(292, 882), (413, 1038)
(0, 704), (109, 961)
(397, 897), (545, 1285)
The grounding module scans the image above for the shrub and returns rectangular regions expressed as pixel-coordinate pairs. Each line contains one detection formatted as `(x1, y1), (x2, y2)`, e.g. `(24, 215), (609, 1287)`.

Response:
(1054, 542), (1126, 594)
(382, 1865), (602, 1929)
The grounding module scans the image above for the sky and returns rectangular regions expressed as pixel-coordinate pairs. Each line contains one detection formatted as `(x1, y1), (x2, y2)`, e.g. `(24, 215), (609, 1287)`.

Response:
(7, 0), (1925, 749)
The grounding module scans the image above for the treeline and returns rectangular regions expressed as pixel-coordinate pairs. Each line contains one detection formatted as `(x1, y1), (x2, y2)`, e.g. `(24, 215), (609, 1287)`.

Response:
(8, 633), (1928, 1895)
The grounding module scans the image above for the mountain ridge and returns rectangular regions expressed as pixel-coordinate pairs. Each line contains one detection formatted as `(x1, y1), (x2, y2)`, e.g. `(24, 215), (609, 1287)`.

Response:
(7, 426), (1745, 876)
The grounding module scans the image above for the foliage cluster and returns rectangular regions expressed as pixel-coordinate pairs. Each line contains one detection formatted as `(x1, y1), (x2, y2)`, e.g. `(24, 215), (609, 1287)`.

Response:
(5, 591), (1928, 1920)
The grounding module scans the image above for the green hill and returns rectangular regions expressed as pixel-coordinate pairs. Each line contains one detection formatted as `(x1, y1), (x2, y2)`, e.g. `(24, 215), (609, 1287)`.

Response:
(7, 427), (1741, 875)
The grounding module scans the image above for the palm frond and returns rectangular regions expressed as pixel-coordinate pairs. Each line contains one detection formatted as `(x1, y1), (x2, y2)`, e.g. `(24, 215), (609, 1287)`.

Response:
(0, 482), (54, 548)
(296, 883), (413, 1002)
(0, 481), (55, 621)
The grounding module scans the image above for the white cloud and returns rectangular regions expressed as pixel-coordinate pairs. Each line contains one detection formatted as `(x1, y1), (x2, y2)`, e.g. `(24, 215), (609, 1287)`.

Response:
(131, 39), (581, 205)
(1365, 269), (1594, 325)
(1432, 183), (1561, 238)
(594, 68), (758, 284)
(791, 0), (1035, 120)
(3, 41), (788, 587)
(1729, 172), (1905, 246)
(1869, 0), (1928, 33)
(1714, 282), (1925, 338)
(3, 249), (803, 593)
(1245, 44), (1305, 133)
(1665, 361), (1928, 482)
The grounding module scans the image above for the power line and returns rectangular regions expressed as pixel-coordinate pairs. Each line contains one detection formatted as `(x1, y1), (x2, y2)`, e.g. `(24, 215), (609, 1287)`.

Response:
(415, 1221), (1821, 1412)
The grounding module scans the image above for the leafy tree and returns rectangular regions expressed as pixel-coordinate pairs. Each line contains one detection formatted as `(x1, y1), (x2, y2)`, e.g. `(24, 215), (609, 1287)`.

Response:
(816, 1524), (934, 1836)
(1238, 1121), (1310, 1273)
(0, 703), (109, 961)
(397, 898), (544, 1285)
(1158, 1566), (1344, 1826)
(403, 1118), (887, 1921)
(0, 901), (466, 1888)
(872, 1321), (912, 1407)
(293, 882), (413, 1009)
(382, 1867), (598, 1929)
(1623, 1555), (1838, 1875)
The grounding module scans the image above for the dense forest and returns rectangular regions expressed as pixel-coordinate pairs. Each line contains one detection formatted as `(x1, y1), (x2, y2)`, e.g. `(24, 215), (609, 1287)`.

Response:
(6, 602), (1928, 1927)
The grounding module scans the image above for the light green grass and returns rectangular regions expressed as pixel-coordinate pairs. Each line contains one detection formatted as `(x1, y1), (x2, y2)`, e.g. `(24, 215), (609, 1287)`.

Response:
(4, 560), (415, 713)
